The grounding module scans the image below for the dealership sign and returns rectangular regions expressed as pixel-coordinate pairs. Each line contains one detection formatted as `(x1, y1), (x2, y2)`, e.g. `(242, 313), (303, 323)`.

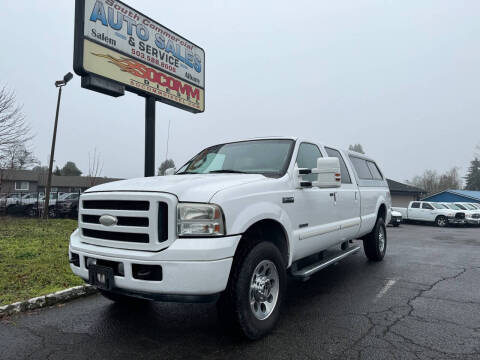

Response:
(74, 0), (205, 113)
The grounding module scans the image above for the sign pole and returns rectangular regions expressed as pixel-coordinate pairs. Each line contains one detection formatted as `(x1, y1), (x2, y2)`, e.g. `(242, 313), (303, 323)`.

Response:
(145, 96), (156, 177)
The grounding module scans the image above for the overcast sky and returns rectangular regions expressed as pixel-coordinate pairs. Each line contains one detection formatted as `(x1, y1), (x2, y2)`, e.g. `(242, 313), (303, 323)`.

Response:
(1, 0), (479, 182)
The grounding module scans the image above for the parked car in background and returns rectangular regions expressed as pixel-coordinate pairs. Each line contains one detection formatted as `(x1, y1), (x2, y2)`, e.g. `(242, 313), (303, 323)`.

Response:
(393, 201), (465, 227)
(452, 203), (480, 225)
(389, 209), (402, 227)
(56, 193), (80, 218)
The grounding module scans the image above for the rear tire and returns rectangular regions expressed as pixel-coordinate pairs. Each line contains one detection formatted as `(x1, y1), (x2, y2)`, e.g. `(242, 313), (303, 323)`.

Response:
(435, 216), (447, 227)
(217, 241), (286, 340)
(363, 217), (387, 261)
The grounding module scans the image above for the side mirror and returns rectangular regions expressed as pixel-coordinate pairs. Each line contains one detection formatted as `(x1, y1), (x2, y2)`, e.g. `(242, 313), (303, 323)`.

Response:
(312, 157), (341, 188)
(164, 168), (176, 176)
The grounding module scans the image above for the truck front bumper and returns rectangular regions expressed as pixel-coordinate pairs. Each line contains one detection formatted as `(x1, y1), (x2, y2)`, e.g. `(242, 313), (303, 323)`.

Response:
(448, 218), (466, 225)
(69, 229), (241, 299)
(466, 218), (480, 225)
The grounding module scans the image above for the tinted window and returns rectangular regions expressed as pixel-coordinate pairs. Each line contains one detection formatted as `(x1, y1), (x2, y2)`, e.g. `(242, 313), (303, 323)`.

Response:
(367, 161), (383, 180)
(349, 156), (373, 179)
(296, 143), (322, 182)
(455, 203), (467, 210)
(422, 203), (433, 210)
(411, 202), (420, 208)
(325, 147), (352, 184)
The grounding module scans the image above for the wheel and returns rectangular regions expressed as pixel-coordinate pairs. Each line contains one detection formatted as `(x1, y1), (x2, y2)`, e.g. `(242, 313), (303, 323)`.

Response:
(363, 217), (387, 261)
(217, 241), (286, 340)
(48, 206), (56, 218)
(99, 289), (149, 305)
(25, 205), (36, 217)
(435, 216), (447, 227)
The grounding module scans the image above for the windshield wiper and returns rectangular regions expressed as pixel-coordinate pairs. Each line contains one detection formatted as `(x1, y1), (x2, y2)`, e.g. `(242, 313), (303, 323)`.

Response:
(208, 169), (248, 174)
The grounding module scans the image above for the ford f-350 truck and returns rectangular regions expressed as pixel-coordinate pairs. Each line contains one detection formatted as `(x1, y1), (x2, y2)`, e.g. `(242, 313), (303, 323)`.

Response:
(69, 137), (391, 339)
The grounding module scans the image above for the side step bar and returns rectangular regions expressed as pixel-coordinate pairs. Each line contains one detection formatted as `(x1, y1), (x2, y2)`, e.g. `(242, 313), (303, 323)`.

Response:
(290, 245), (361, 279)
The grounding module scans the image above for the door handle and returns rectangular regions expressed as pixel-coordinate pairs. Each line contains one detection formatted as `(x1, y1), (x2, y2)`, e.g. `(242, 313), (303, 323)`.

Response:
(330, 192), (337, 202)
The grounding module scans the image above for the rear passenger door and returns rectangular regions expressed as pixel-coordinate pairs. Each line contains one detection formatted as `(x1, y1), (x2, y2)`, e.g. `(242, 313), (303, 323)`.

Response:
(325, 147), (360, 241)
(408, 202), (422, 220)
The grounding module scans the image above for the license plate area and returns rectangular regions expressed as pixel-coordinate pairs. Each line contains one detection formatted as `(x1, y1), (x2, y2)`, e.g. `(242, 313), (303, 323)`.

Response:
(88, 264), (114, 290)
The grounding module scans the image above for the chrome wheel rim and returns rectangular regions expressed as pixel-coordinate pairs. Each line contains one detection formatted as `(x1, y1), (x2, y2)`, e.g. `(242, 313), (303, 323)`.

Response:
(378, 227), (385, 253)
(249, 260), (279, 320)
(438, 218), (446, 226)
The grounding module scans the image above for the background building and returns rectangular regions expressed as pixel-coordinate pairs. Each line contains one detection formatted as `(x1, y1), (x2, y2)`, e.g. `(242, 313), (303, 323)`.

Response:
(421, 189), (480, 204)
(387, 179), (425, 207)
(0, 169), (120, 194)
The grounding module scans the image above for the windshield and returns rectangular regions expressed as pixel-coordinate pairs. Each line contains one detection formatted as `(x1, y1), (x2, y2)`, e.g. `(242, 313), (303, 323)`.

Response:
(462, 204), (475, 210)
(177, 139), (295, 177)
(432, 203), (446, 209)
(470, 203), (480, 209)
(454, 203), (467, 210)
(445, 203), (460, 210)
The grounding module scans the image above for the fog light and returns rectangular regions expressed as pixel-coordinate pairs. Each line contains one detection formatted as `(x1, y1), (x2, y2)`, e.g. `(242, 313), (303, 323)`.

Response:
(118, 262), (124, 276)
(85, 257), (97, 269)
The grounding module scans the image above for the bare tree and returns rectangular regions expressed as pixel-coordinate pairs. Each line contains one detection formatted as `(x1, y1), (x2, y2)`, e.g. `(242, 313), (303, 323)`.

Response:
(87, 148), (103, 187)
(0, 87), (32, 166)
(410, 167), (462, 195)
(1, 143), (38, 170)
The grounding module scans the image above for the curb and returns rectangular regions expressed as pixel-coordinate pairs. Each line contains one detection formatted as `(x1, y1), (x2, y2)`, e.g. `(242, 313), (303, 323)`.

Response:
(0, 285), (98, 319)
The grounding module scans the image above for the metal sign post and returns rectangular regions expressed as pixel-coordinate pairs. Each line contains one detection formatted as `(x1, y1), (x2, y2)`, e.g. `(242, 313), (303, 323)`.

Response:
(145, 97), (156, 177)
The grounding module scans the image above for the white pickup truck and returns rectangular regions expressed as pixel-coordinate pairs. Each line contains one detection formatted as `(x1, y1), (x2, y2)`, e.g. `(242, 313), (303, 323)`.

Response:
(393, 201), (466, 227)
(69, 137), (391, 339)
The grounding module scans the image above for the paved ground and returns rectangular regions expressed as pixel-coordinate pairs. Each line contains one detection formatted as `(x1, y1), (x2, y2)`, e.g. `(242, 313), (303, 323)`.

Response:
(1, 224), (479, 360)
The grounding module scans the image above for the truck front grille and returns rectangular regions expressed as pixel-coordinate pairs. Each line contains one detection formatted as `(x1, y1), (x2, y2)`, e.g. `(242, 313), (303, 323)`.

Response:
(82, 214), (149, 227)
(83, 200), (149, 211)
(78, 192), (176, 251)
(83, 228), (149, 243)
(455, 212), (465, 219)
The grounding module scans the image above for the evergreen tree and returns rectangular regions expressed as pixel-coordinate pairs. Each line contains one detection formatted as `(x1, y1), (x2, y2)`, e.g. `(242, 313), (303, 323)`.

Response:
(348, 144), (365, 154)
(464, 157), (480, 190)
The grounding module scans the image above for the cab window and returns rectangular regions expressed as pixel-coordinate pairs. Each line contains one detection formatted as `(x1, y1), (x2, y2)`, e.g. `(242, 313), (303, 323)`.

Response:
(349, 156), (373, 180)
(325, 147), (352, 184)
(411, 202), (420, 208)
(296, 143), (322, 182)
(366, 161), (383, 180)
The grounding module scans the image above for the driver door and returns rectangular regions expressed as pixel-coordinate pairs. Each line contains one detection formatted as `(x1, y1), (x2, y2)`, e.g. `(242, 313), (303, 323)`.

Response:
(289, 143), (338, 261)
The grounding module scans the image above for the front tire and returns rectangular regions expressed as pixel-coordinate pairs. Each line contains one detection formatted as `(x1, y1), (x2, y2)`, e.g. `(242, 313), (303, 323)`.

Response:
(435, 216), (447, 227)
(217, 241), (286, 340)
(363, 217), (387, 261)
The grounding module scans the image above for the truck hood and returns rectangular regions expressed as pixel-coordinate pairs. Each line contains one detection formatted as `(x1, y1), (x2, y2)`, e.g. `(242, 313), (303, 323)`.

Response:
(85, 174), (268, 202)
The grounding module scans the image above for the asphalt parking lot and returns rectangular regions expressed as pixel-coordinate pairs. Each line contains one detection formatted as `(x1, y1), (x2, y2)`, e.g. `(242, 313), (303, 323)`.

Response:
(1, 224), (479, 360)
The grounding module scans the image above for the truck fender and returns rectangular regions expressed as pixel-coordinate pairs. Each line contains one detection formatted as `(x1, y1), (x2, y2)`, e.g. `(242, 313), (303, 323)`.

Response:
(229, 201), (294, 266)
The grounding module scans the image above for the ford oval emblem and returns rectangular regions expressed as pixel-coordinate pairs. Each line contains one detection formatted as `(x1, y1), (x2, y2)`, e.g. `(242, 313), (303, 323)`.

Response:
(99, 215), (118, 227)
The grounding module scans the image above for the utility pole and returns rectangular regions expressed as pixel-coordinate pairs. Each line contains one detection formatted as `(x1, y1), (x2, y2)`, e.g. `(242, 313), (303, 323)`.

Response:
(43, 72), (73, 219)
(145, 96), (156, 177)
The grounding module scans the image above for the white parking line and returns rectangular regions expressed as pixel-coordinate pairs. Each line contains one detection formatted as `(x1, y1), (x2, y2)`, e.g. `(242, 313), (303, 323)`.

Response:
(374, 279), (397, 302)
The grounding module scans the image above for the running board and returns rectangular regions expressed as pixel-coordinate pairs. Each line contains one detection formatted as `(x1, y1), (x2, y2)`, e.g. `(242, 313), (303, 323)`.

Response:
(290, 246), (361, 279)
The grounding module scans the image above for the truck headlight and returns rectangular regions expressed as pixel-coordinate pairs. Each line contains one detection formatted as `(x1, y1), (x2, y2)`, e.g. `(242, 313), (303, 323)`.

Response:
(177, 203), (225, 237)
